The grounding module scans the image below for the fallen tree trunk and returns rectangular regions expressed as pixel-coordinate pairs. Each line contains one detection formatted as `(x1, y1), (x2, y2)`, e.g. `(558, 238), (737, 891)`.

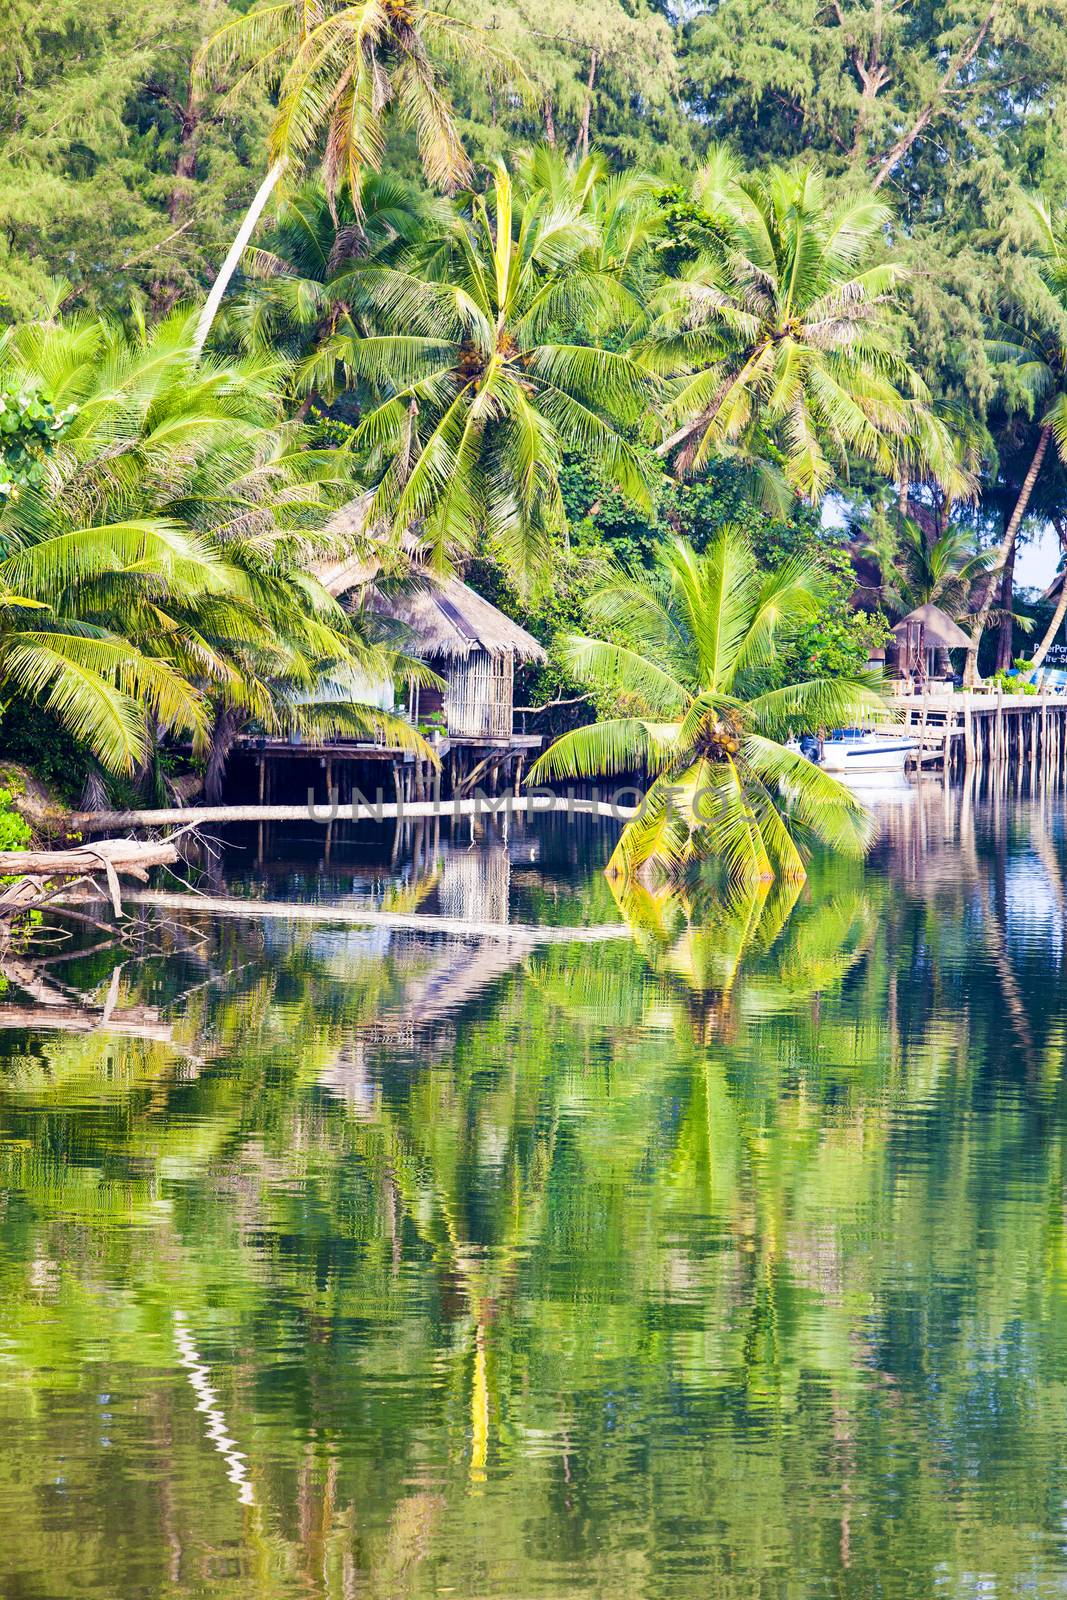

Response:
(59, 887), (632, 944)
(0, 839), (180, 876)
(70, 796), (638, 833)
(0, 837), (183, 918)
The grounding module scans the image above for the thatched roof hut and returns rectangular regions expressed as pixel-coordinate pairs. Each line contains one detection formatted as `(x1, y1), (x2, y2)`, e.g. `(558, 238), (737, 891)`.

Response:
(373, 573), (545, 661)
(374, 575), (545, 738)
(891, 603), (972, 651)
(891, 602), (971, 682)
(312, 500), (545, 740)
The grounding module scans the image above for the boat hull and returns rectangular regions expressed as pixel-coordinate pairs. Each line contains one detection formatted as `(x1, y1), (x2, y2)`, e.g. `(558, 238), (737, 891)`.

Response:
(819, 736), (919, 775)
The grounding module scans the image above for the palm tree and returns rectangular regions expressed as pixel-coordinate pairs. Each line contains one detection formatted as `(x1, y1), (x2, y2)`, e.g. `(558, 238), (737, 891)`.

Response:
(327, 160), (654, 586)
(0, 315), (219, 771)
(643, 163), (952, 501)
(1, 306), (428, 781)
(234, 174), (445, 374)
(192, 0), (517, 354)
(968, 198), (1067, 680)
(878, 516), (992, 620)
(514, 145), (664, 333)
(530, 530), (884, 885)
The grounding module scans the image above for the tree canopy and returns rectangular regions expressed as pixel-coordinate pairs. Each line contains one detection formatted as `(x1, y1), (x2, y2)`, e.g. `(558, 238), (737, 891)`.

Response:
(7, 0), (1067, 812)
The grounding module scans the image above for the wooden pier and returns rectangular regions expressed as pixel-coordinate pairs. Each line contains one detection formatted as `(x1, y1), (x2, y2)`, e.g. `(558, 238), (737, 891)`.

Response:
(885, 689), (1067, 774)
(228, 730), (543, 809)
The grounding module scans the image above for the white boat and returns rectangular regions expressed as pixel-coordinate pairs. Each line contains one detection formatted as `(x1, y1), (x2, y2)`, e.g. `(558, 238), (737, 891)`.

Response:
(818, 727), (920, 777)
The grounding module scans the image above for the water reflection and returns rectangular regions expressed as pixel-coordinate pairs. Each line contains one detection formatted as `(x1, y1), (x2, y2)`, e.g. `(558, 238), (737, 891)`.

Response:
(3, 785), (1067, 1596)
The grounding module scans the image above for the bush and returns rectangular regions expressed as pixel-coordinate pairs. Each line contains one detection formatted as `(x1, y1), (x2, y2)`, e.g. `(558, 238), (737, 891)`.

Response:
(0, 786), (31, 851)
(0, 700), (94, 802)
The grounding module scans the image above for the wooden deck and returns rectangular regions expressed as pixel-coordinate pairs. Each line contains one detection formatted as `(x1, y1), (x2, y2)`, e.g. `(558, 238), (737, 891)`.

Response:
(883, 689), (1067, 772)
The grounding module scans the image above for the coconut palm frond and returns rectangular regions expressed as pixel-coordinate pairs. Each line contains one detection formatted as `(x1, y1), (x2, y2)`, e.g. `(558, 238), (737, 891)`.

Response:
(648, 163), (949, 498)
(535, 530), (886, 885)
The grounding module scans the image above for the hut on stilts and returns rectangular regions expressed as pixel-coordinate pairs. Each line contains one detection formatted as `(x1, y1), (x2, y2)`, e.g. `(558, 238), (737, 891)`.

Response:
(313, 499), (546, 794)
(212, 499), (547, 805)
(371, 573), (545, 739)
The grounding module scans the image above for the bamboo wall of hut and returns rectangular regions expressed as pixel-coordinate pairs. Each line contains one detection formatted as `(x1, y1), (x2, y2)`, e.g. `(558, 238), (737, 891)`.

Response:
(438, 649), (514, 739)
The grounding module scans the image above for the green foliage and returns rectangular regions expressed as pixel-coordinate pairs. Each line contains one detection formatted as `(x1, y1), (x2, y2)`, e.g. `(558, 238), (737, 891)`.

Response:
(0, 784), (31, 851)
(0, 378), (75, 501)
(4, 0), (1065, 773)
(989, 668), (1038, 693)
(330, 161), (654, 588)
(485, 453), (882, 737)
(531, 529), (885, 884)
(196, 0), (515, 210)
(650, 185), (723, 278)
(680, 0), (1067, 408)
(780, 544), (890, 681)
(449, 0), (685, 171)
(0, 701), (92, 803)
(0, 0), (273, 317)
(644, 161), (956, 501)
(0, 304), (430, 780)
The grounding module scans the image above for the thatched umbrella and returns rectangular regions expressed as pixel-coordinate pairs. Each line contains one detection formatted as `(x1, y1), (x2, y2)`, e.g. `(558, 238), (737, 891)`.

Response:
(891, 603), (971, 682)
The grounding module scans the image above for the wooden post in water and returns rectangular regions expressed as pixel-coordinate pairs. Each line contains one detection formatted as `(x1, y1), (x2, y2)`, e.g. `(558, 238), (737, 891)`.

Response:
(1054, 705), (1060, 778)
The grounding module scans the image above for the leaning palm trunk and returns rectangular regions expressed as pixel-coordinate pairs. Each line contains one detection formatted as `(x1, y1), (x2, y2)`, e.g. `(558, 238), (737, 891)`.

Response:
(193, 159), (287, 356)
(964, 424), (1051, 685)
(1031, 520), (1067, 669)
(995, 540), (1017, 672)
(1031, 580), (1067, 671)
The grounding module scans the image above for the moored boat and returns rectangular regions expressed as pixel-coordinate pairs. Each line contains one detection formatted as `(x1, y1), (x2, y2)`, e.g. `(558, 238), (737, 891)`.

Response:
(818, 727), (920, 777)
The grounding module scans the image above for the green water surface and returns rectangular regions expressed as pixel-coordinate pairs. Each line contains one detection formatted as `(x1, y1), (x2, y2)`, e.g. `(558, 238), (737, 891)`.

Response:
(3, 788), (1067, 1598)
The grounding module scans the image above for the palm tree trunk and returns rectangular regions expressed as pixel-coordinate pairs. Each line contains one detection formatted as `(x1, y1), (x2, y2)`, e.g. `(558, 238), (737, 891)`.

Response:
(192, 158), (287, 356)
(205, 706), (244, 804)
(995, 538), (1017, 672)
(576, 50), (598, 158)
(1030, 517), (1067, 670)
(963, 422), (1051, 685)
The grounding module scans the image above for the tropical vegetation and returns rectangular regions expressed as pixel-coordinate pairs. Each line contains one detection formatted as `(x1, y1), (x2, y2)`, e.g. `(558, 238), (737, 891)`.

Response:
(530, 531), (880, 883)
(6, 0), (1067, 860)
(644, 159), (956, 501)
(0, 307), (428, 786)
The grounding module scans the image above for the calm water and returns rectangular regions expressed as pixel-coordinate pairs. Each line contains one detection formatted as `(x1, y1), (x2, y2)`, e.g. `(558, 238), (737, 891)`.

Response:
(4, 787), (1067, 1598)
